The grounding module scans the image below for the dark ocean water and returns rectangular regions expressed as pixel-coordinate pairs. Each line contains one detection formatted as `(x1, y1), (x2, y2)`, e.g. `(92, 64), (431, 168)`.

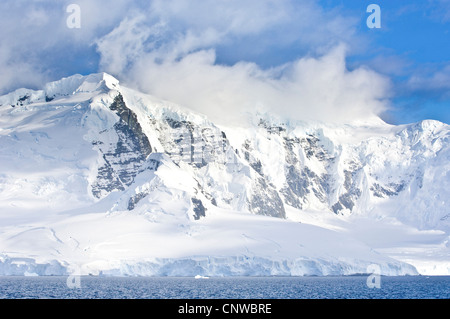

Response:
(0, 276), (448, 299)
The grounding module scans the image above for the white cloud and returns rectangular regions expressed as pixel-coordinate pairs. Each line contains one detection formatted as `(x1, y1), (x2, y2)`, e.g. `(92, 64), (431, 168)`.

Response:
(96, 0), (360, 67)
(407, 64), (450, 98)
(0, 0), (131, 93)
(0, 45), (47, 94)
(0, 0), (390, 125)
(96, 14), (162, 76)
(119, 45), (390, 125)
(95, 1), (389, 125)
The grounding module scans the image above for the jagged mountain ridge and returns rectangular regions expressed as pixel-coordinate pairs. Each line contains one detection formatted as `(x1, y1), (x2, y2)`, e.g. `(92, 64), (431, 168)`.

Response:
(0, 72), (448, 230)
(0, 72), (448, 276)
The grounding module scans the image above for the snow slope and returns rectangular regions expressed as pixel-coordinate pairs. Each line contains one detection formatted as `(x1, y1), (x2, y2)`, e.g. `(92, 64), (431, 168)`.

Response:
(0, 73), (448, 276)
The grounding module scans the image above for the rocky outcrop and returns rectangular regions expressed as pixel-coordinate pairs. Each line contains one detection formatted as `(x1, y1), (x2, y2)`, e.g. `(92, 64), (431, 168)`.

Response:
(91, 94), (152, 198)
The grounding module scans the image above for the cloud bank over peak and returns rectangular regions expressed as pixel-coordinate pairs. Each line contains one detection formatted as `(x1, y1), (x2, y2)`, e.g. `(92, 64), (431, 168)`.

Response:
(0, 0), (391, 125)
(95, 2), (389, 125)
(111, 44), (390, 125)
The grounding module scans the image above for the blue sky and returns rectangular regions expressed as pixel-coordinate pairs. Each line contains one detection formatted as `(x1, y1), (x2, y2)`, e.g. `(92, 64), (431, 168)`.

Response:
(0, 0), (448, 125)
(344, 0), (450, 124)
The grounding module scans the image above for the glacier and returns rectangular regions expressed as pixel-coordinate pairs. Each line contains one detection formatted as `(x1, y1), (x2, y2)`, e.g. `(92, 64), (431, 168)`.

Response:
(0, 73), (448, 276)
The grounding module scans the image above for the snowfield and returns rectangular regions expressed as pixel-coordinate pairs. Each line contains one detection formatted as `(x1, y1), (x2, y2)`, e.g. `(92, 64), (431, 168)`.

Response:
(0, 208), (418, 277)
(0, 73), (448, 276)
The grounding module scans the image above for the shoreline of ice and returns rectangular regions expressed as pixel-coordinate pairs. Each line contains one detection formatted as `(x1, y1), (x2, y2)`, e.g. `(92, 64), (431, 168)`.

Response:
(0, 254), (419, 277)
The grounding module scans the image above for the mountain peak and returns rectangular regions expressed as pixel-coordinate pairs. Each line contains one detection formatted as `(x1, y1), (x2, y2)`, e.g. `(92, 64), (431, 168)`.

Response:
(0, 73), (120, 108)
(44, 72), (119, 97)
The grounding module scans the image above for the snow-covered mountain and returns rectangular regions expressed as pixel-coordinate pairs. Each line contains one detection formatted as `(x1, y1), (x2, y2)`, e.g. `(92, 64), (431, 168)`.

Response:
(0, 73), (448, 276)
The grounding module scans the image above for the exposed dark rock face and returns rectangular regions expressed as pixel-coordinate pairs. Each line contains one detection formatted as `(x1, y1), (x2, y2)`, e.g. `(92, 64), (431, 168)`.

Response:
(155, 117), (287, 219)
(370, 182), (406, 198)
(109, 94), (152, 156)
(331, 165), (363, 215)
(91, 94), (152, 198)
(162, 118), (228, 168)
(88, 95), (425, 219)
(250, 177), (286, 219)
(11, 95), (31, 107)
(243, 140), (264, 176)
(280, 136), (330, 210)
(128, 192), (150, 211)
(127, 158), (162, 211)
(192, 198), (206, 220)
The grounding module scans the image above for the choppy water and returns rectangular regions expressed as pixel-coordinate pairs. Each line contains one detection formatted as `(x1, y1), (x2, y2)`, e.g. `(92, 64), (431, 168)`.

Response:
(0, 276), (448, 299)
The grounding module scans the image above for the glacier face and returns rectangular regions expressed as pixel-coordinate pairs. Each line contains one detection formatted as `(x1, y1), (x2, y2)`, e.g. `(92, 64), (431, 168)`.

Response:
(0, 73), (448, 276)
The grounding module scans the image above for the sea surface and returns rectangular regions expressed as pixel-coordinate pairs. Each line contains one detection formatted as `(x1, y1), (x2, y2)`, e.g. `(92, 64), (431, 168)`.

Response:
(0, 276), (448, 299)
